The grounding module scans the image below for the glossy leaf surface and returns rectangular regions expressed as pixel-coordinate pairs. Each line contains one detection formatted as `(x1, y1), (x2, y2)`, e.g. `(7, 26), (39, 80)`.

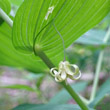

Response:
(0, 0), (11, 14)
(0, 23), (47, 73)
(9, 0), (23, 6)
(0, 0), (11, 24)
(12, 0), (110, 58)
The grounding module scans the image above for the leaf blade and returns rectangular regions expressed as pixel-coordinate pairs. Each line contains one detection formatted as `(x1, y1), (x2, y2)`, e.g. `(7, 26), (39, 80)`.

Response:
(12, 0), (110, 58)
(89, 78), (110, 108)
(0, 84), (35, 91)
(0, 23), (47, 73)
(13, 104), (81, 110)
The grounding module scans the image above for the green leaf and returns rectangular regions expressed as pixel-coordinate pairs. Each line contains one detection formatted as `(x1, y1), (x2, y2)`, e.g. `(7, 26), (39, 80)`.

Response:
(0, 22), (64, 73)
(0, 84), (35, 91)
(12, 0), (110, 58)
(0, 0), (11, 24)
(0, 22), (47, 73)
(9, 0), (23, 6)
(89, 78), (110, 108)
(49, 81), (88, 104)
(95, 95), (110, 110)
(75, 29), (110, 46)
(13, 104), (81, 110)
(13, 104), (95, 110)
(0, 0), (11, 14)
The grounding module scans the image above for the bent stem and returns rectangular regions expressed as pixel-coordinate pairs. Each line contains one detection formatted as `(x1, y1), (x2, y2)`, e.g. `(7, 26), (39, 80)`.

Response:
(90, 27), (110, 102)
(0, 8), (13, 27)
(35, 46), (89, 110)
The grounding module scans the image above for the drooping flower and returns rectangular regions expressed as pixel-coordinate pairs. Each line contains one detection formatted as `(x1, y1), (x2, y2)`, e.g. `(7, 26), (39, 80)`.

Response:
(50, 61), (81, 83)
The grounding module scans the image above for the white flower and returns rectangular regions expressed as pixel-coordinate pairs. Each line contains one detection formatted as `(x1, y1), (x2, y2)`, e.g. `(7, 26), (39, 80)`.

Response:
(50, 61), (81, 83)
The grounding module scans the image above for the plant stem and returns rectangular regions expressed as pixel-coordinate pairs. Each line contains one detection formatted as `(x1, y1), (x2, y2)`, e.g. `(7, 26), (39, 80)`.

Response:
(90, 51), (104, 101)
(62, 82), (89, 110)
(0, 8), (13, 27)
(35, 47), (89, 110)
(34, 45), (55, 69)
(90, 27), (110, 102)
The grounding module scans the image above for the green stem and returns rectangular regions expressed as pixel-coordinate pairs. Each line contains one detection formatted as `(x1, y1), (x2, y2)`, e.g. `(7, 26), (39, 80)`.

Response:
(62, 82), (89, 110)
(35, 46), (89, 110)
(0, 8), (13, 27)
(90, 51), (104, 101)
(90, 27), (110, 102)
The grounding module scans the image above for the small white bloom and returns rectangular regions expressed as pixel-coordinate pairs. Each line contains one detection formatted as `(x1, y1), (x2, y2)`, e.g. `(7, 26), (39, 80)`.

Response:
(50, 61), (81, 83)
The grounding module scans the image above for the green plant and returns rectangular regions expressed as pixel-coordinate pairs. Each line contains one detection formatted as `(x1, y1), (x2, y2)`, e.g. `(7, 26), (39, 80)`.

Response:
(0, 0), (110, 110)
